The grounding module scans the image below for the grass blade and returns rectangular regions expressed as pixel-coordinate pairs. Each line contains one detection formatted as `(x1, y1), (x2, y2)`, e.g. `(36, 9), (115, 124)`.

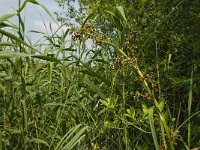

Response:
(29, 138), (49, 147)
(0, 29), (41, 53)
(62, 126), (88, 150)
(55, 124), (82, 150)
(115, 6), (127, 23)
(84, 78), (107, 99)
(32, 55), (62, 64)
(0, 51), (32, 58)
(0, 14), (16, 23)
(188, 67), (193, 149)
(148, 108), (159, 150)
(159, 112), (174, 150)
(0, 130), (2, 150)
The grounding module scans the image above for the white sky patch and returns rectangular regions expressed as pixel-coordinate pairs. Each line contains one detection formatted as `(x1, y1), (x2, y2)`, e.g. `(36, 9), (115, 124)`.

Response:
(0, 0), (64, 42)
(32, 20), (68, 35)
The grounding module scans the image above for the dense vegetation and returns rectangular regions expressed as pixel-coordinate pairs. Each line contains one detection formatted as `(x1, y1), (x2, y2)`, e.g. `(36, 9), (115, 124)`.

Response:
(0, 0), (200, 149)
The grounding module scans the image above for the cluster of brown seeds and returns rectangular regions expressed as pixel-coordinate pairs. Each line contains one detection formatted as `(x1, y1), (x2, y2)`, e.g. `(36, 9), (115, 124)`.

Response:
(133, 74), (159, 100)
(124, 35), (138, 50)
(70, 24), (112, 47)
(169, 129), (180, 146)
(124, 34), (143, 57)
(111, 55), (136, 69)
(133, 90), (154, 100)
(138, 74), (158, 92)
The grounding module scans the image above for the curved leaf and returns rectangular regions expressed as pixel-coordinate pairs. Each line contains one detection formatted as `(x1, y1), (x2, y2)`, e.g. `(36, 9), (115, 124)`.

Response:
(0, 14), (16, 23)
(32, 55), (62, 64)
(29, 138), (49, 147)
(0, 51), (32, 58)
(0, 29), (41, 53)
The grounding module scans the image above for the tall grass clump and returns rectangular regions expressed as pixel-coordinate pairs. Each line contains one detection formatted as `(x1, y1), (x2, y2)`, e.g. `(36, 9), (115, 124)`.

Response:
(0, 0), (89, 149)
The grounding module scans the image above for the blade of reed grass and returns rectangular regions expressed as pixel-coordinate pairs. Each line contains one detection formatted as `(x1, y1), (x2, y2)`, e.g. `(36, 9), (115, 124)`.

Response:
(55, 124), (82, 150)
(18, 0), (57, 23)
(62, 126), (88, 150)
(0, 29), (41, 54)
(80, 67), (111, 87)
(159, 112), (174, 150)
(84, 78), (107, 99)
(188, 67), (193, 149)
(0, 51), (31, 58)
(21, 99), (28, 133)
(160, 120), (167, 149)
(32, 55), (62, 64)
(0, 42), (16, 47)
(29, 138), (49, 147)
(0, 130), (2, 150)
(0, 14), (16, 23)
(148, 108), (159, 150)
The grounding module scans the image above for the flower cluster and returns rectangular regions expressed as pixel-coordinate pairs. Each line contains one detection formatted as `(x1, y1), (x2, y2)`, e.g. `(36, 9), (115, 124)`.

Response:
(70, 24), (112, 47)
(133, 74), (159, 100)
(110, 55), (137, 70)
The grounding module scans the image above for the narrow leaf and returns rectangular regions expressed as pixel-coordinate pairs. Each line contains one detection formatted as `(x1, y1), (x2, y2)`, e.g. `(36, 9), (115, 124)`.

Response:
(55, 124), (82, 150)
(84, 78), (107, 99)
(32, 55), (62, 64)
(29, 138), (49, 147)
(188, 67), (193, 149)
(159, 113), (174, 150)
(148, 108), (159, 150)
(0, 29), (40, 53)
(0, 14), (16, 23)
(0, 42), (16, 47)
(115, 6), (127, 22)
(0, 51), (32, 58)
(62, 126), (88, 150)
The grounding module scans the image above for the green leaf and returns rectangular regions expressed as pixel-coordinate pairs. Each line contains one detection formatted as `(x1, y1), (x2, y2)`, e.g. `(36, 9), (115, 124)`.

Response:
(0, 51), (32, 58)
(188, 67), (193, 149)
(55, 124), (88, 150)
(32, 55), (62, 64)
(158, 101), (164, 112)
(80, 67), (111, 87)
(127, 108), (135, 118)
(55, 124), (82, 150)
(142, 103), (148, 114)
(0, 130), (2, 150)
(0, 28), (40, 53)
(106, 42), (128, 58)
(148, 108), (159, 150)
(63, 47), (76, 51)
(27, 0), (57, 24)
(0, 14), (16, 23)
(84, 78), (107, 99)
(62, 126), (88, 150)
(0, 22), (18, 29)
(115, 6), (127, 23)
(29, 138), (49, 147)
(18, 0), (57, 24)
(100, 99), (109, 107)
(159, 112), (174, 150)
(0, 42), (16, 47)
(29, 30), (45, 35)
